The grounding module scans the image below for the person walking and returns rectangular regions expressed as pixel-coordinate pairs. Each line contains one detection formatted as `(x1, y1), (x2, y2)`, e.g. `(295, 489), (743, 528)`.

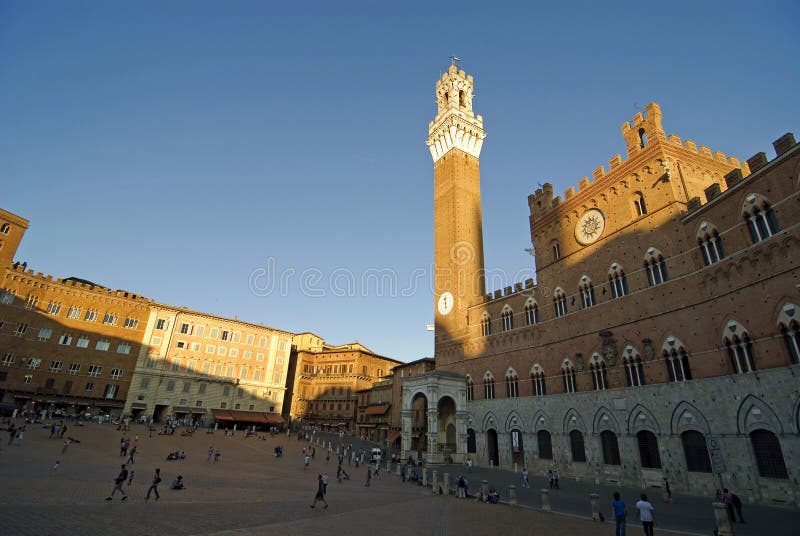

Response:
(304, 454), (310, 470)
(321, 472), (329, 494)
(310, 474), (328, 509)
(732, 492), (745, 523)
(611, 491), (627, 536)
(106, 464), (129, 501)
(635, 493), (655, 536)
(207, 446), (214, 461)
(145, 468), (161, 501)
(127, 445), (137, 465)
(364, 466), (372, 487)
(522, 467), (530, 488)
(553, 468), (560, 489)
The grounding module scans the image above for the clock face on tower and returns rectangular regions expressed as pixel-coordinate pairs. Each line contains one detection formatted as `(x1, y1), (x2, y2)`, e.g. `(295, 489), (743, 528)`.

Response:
(575, 209), (606, 245)
(438, 292), (454, 316)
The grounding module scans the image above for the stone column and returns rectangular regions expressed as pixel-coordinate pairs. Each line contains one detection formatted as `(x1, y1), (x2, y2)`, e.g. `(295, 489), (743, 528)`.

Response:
(541, 489), (551, 511)
(401, 409), (413, 460)
(443, 473), (450, 495)
(455, 410), (468, 463)
(422, 468), (428, 487)
(590, 493), (600, 521)
(481, 480), (489, 500)
(713, 502), (735, 536)
(427, 411), (439, 463)
(509, 485), (517, 506)
(431, 470), (439, 495)
(386, 457), (391, 472)
(395, 462), (401, 476)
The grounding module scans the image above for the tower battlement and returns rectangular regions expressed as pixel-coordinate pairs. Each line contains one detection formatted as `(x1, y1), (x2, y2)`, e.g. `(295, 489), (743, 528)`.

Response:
(6, 263), (152, 303)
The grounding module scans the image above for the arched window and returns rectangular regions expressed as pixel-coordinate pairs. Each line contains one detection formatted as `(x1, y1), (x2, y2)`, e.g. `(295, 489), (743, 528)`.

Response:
(663, 338), (692, 382)
(622, 348), (645, 387)
(552, 241), (561, 261)
(570, 430), (586, 462)
(483, 372), (495, 400)
(723, 322), (755, 374)
(554, 287), (568, 317)
(743, 194), (780, 243)
(681, 431), (712, 473)
(644, 247), (668, 286)
(697, 222), (726, 266)
(537, 430), (553, 459)
(505, 368), (519, 398)
(524, 298), (539, 326)
(530, 364), (546, 396)
(561, 359), (576, 393)
(481, 313), (491, 337)
(779, 306), (800, 364)
(466, 375), (474, 401)
(579, 275), (596, 308)
(750, 429), (788, 479)
(589, 354), (608, 390)
(608, 263), (629, 299)
(0, 223), (9, 234)
(637, 430), (662, 468)
(501, 306), (513, 332)
(600, 430), (621, 465)
(633, 192), (647, 216)
(638, 128), (647, 148)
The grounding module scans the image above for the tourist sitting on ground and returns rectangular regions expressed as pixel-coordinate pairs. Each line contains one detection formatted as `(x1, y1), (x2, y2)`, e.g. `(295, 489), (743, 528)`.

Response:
(179, 450), (186, 459)
(166, 450), (182, 461)
(488, 488), (500, 504)
(170, 475), (185, 490)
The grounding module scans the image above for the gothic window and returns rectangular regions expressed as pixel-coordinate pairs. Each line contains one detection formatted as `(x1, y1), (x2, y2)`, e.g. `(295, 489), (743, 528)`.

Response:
(554, 287), (568, 317)
(633, 192), (647, 216)
(481, 313), (492, 337)
(608, 263), (629, 299)
(530, 364), (546, 396)
(561, 359), (576, 393)
(663, 339), (692, 382)
(644, 248), (668, 286)
(0, 223), (9, 234)
(743, 194), (780, 244)
(466, 375), (474, 401)
(681, 431), (712, 473)
(524, 298), (539, 326)
(589, 354), (608, 390)
(750, 429), (788, 479)
(697, 222), (726, 266)
(623, 353), (645, 387)
(505, 368), (519, 398)
(638, 128), (647, 148)
(483, 372), (495, 400)
(569, 430), (586, 462)
(723, 322), (756, 374)
(579, 275), (596, 309)
(537, 430), (553, 459)
(501, 306), (513, 332)
(780, 317), (800, 365)
(637, 430), (662, 469)
(600, 430), (621, 465)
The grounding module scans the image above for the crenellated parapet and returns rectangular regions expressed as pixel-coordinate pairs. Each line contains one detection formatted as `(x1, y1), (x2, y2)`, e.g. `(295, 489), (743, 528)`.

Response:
(426, 64), (486, 163)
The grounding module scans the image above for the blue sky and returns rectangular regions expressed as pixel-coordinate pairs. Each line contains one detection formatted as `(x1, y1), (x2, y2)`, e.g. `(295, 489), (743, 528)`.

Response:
(2, 1), (798, 362)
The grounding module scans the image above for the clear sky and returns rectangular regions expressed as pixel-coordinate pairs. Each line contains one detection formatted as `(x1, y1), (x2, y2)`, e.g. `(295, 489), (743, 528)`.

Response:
(2, 1), (798, 362)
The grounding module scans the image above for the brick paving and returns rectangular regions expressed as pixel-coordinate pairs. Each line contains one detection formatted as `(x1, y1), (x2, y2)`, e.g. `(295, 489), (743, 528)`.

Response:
(0, 421), (690, 535)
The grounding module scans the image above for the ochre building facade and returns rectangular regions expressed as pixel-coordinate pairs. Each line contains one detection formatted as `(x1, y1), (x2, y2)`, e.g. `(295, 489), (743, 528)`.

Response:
(403, 64), (800, 506)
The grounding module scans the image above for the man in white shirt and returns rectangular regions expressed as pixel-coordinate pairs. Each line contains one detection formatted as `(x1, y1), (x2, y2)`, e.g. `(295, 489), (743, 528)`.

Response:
(635, 493), (655, 536)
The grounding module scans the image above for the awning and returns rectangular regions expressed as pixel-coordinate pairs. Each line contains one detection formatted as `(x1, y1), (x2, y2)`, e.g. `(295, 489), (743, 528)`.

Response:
(210, 409), (284, 425)
(130, 403), (147, 409)
(358, 423), (376, 428)
(362, 403), (390, 416)
(387, 431), (402, 443)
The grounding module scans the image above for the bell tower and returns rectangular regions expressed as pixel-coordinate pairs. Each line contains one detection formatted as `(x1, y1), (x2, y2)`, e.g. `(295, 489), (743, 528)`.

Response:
(427, 62), (487, 356)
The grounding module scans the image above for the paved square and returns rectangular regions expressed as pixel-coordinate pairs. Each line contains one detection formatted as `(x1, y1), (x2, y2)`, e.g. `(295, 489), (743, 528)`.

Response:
(0, 421), (689, 535)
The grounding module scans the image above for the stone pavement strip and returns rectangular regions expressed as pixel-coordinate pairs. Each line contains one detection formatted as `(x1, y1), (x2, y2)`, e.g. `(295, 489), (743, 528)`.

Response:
(1, 421), (690, 536)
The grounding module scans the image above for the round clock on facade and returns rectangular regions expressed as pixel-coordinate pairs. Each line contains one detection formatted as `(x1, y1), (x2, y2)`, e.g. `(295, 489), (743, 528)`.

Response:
(438, 292), (454, 316)
(575, 209), (606, 245)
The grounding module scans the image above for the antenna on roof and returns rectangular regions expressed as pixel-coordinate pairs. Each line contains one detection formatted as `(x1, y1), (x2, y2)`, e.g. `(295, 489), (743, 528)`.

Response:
(634, 102), (646, 113)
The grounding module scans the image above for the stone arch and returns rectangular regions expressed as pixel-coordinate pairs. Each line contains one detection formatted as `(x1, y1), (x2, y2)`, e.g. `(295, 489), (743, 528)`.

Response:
(562, 408), (587, 434)
(736, 394), (783, 435)
(740, 192), (772, 216)
(627, 403), (661, 435)
(670, 401), (711, 436)
(592, 406), (620, 435)
(721, 319), (749, 342)
(777, 302), (799, 328)
(482, 411), (499, 432)
(505, 410), (525, 432)
(531, 409), (552, 433)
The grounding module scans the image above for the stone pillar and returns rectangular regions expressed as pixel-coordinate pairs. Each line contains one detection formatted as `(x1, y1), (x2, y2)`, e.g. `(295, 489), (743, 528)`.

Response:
(401, 409), (413, 460)
(514, 462), (518, 473)
(233, 424), (237, 431)
(386, 457), (391, 472)
(541, 489), (551, 512)
(455, 410), (468, 463)
(427, 410), (440, 463)
(328, 441), (331, 450)
(431, 470), (439, 495)
(443, 473), (450, 495)
(422, 468), (428, 487)
(509, 485), (517, 506)
(589, 493), (600, 521)
(489, 459), (494, 469)
(395, 462), (401, 476)
(713, 502), (735, 536)
(481, 480), (489, 500)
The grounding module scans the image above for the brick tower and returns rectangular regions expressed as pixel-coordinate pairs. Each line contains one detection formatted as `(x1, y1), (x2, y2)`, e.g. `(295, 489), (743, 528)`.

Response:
(427, 63), (487, 361)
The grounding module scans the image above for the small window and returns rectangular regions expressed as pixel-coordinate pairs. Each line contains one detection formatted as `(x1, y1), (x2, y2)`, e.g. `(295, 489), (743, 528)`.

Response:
(524, 300), (539, 325)
(743, 195), (780, 244)
(644, 248), (668, 286)
(589, 354), (608, 390)
(483, 373), (495, 399)
(608, 263), (629, 299)
(633, 193), (647, 216)
(0, 223), (9, 234)
(554, 288), (568, 317)
(531, 365), (546, 396)
(466, 375), (474, 401)
(505, 369), (519, 398)
(664, 340), (692, 382)
(698, 223), (726, 266)
(552, 242), (561, 261)
(561, 360), (576, 393)
(579, 276), (596, 309)
(501, 307), (513, 332)
(481, 314), (491, 337)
